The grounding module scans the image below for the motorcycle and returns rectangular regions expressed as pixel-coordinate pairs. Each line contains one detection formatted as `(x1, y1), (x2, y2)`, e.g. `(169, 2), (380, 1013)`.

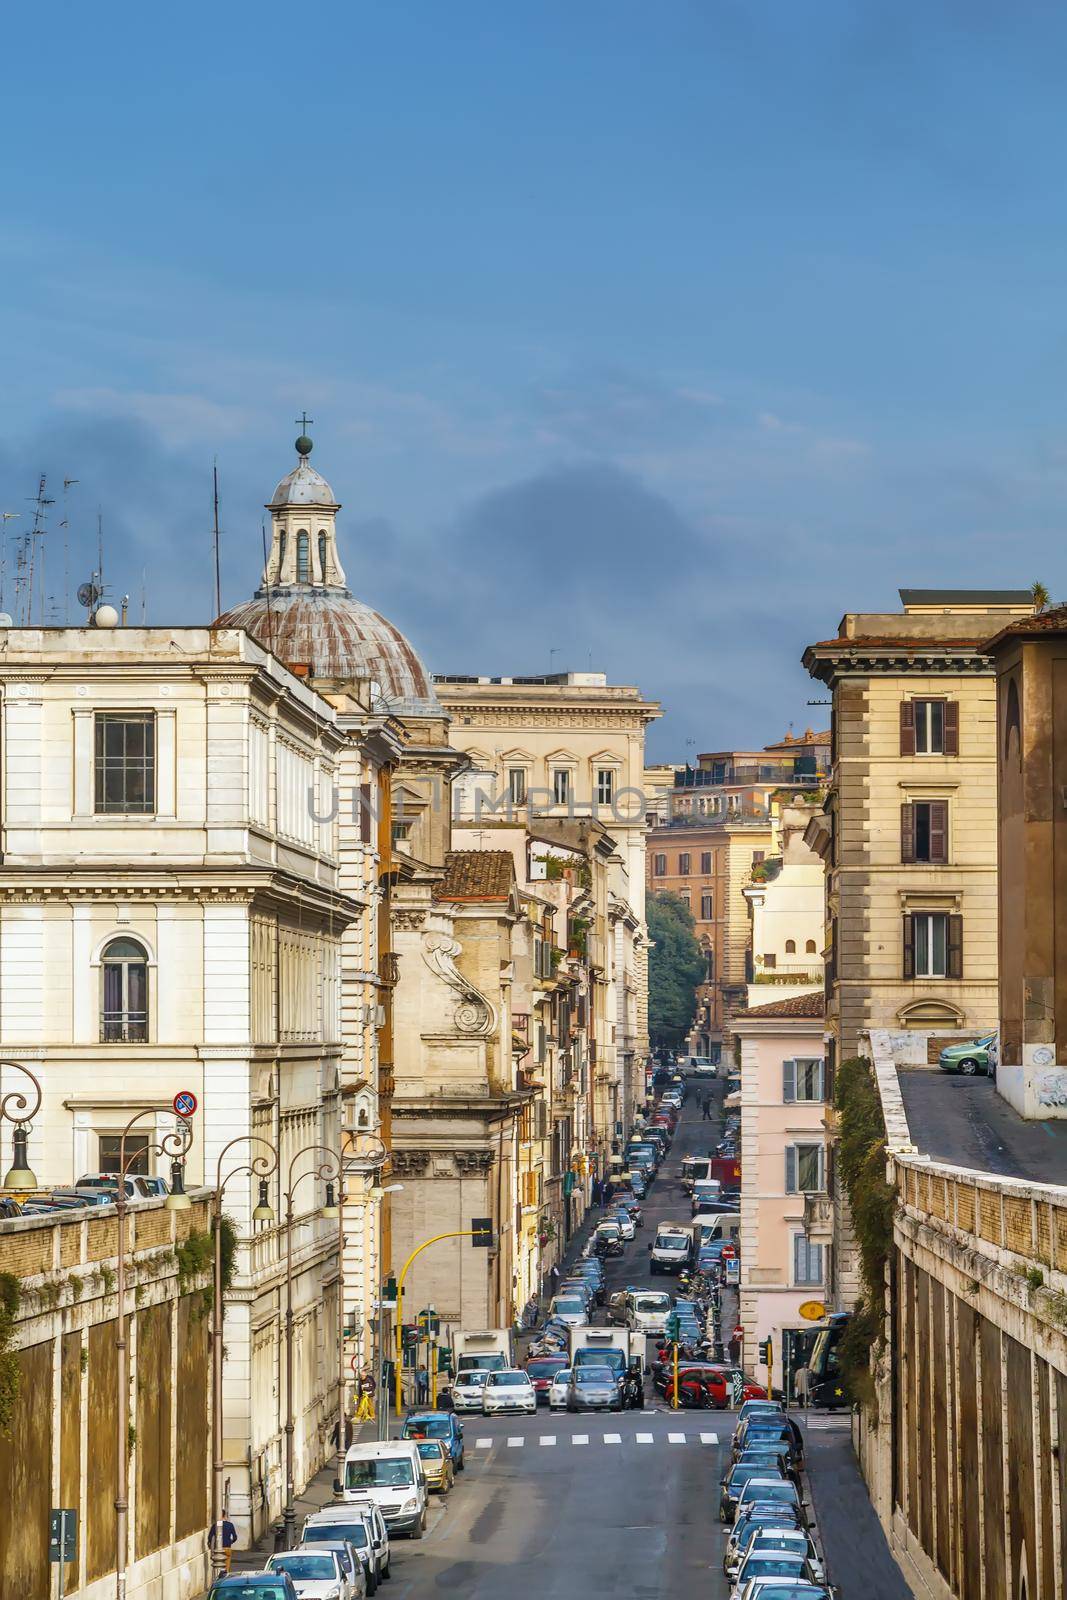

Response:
(622, 1365), (645, 1410)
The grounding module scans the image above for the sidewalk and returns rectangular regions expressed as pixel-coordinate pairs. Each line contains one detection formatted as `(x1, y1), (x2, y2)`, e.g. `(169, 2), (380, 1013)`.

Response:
(226, 1465), (341, 1577)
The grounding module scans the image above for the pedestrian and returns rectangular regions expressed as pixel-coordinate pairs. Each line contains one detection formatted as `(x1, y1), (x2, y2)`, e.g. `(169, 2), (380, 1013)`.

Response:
(208, 1516), (239, 1573)
(602, 1179), (613, 1203)
(701, 1094), (712, 1121)
(591, 1176), (602, 1206)
(415, 1364), (429, 1404)
(355, 1367), (375, 1423)
(728, 1335), (741, 1364)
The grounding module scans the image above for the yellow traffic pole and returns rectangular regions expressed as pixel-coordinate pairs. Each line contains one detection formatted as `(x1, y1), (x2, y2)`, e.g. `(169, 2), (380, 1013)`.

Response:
(393, 1232), (475, 1421)
(673, 1341), (679, 1411)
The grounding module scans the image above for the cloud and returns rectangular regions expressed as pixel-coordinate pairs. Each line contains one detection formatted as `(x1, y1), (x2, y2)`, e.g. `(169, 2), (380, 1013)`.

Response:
(53, 388), (253, 449)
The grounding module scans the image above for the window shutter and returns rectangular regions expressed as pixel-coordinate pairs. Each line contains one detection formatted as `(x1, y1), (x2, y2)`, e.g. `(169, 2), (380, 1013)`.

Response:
(944, 701), (959, 757)
(900, 803), (916, 863)
(947, 914), (963, 979)
(782, 1060), (796, 1103)
(785, 1147), (797, 1193)
(929, 800), (948, 863)
(900, 700), (916, 756)
(903, 914), (915, 979)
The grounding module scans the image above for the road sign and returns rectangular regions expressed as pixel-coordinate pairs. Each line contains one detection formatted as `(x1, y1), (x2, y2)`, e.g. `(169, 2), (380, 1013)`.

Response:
(798, 1299), (826, 1322)
(172, 1090), (198, 1118)
(49, 1509), (77, 1564)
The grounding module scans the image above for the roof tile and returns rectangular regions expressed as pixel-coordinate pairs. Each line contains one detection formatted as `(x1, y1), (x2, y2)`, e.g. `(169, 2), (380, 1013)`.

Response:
(434, 850), (516, 902)
(735, 991), (825, 1019)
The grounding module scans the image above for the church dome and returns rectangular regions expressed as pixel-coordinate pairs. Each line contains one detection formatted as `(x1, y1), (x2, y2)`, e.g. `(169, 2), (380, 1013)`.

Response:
(215, 431), (441, 717)
(217, 590), (441, 715)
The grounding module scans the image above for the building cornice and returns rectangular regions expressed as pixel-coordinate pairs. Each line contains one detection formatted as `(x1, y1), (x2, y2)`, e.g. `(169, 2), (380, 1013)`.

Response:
(803, 644), (993, 685)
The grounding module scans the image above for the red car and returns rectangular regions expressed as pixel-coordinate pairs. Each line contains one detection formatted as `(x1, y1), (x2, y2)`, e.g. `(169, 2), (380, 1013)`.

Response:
(662, 1364), (767, 1409)
(524, 1354), (570, 1403)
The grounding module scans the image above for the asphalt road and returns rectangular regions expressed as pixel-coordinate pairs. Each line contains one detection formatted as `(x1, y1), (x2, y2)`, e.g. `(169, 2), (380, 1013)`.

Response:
(897, 1070), (1067, 1183)
(392, 1082), (746, 1600)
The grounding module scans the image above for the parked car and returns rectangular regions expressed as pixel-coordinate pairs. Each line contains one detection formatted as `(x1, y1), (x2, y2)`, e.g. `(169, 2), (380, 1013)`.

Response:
(730, 1549), (811, 1597)
(938, 1032), (997, 1076)
(412, 1438), (454, 1493)
(303, 1499), (390, 1587)
(720, 1461), (788, 1522)
(75, 1171), (170, 1199)
(265, 1549), (356, 1600)
(726, 1527), (824, 1587)
(402, 1409), (465, 1470)
(733, 1476), (803, 1525)
(208, 1575), (299, 1600)
(482, 1369), (537, 1414)
(548, 1294), (590, 1328)
(287, 1541), (365, 1599)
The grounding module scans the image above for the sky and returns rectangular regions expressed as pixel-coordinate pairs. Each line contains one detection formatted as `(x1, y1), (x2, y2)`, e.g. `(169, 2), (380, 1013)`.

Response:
(2, 1), (1067, 758)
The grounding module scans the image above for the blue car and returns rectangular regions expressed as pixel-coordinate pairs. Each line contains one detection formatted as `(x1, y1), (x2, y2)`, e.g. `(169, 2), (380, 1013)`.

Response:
(207, 1575), (298, 1600)
(402, 1410), (465, 1472)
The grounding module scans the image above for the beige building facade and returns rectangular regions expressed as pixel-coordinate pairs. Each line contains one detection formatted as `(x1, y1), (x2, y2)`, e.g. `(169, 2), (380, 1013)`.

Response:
(733, 992), (827, 1394)
(802, 586), (1034, 1309)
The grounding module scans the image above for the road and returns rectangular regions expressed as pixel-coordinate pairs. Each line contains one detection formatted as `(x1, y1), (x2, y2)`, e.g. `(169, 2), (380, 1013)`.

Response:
(392, 1081), (745, 1600)
(897, 1070), (1067, 1182)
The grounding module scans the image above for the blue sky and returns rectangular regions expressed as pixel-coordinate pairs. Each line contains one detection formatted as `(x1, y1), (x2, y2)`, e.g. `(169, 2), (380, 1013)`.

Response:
(2, 1), (1066, 756)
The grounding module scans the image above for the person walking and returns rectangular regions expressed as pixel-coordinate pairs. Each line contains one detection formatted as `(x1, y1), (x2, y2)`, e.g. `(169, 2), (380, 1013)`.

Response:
(415, 1364), (430, 1404)
(591, 1176), (602, 1207)
(208, 1516), (239, 1573)
(701, 1093), (712, 1121)
(355, 1367), (375, 1423)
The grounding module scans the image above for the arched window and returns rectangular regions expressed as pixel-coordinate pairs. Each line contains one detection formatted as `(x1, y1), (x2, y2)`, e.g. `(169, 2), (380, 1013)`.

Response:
(785, 939), (796, 954)
(101, 938), (148, 1042)
(806, 939), (817, 954)
(277, 529), (287, 578)
(318, 531), (328, 582)
(296, 530), (309, 582)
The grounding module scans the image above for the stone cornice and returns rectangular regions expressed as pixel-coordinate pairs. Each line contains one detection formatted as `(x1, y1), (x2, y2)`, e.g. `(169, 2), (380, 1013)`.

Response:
(805, 646), (993, 686)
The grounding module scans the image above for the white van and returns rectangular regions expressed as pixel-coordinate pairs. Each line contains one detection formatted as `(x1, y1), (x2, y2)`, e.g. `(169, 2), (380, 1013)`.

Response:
(343, 1440), (428, 1538)
(693, 1211), (741, 1247)
(624, 1289), (672, 1336)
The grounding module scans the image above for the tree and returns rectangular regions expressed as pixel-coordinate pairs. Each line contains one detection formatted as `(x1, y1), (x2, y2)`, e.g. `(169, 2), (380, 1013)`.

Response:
(647, 891), (706, 1048)
(1032, 580), (1050, 613)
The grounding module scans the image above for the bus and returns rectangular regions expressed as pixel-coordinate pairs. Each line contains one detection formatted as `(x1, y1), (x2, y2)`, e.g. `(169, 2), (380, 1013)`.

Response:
(801, 1312), (852, 1409)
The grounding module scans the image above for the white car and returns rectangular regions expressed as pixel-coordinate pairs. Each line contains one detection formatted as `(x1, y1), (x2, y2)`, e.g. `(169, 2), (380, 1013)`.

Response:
(548, 1295), (589, 1329)
(729, 1548), (811, 1598)
(267, 1548), (354, 1600)
(548, 1368), (572, 1410)
(726, 1528), (823, 1586)
(482, 1368), (537, 1414)
(606, 1210), (636, 1240)
(451, 1369), (490, 1412)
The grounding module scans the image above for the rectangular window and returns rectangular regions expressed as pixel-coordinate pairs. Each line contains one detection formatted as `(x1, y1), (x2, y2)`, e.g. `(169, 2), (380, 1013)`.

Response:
(596, 768), (615, 805)
(904, 912), (962, 979)
(508, 768), (528, 804)
(783, 1058), (825, 1102)
(678, 853), (691, 875)
(793, 1233), (824, 1286)
(680, 889), (691, 909)
(653, 852), (666, 876)
(901, 699), (959, 757)
(94, 713), (156, 814)
(901, 800), (948, 863)
(700, 892), (713, 920)
(700, 852), (712, 874)
(99, 1133), (149, 1175)
(552, 769), (572, 805)
(785, 1143), (824, 1193)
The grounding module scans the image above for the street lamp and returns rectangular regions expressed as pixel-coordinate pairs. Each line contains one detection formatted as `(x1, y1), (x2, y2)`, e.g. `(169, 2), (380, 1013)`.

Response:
(0, 1059), (42, 1190)
(210, 1136), (279, 1576)
(282, 1143), (342, 1548)
(113, 1107), (194, 1600)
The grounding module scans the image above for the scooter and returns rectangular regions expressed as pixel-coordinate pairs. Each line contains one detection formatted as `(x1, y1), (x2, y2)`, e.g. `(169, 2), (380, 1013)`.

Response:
(622, 1364), (645, 1410)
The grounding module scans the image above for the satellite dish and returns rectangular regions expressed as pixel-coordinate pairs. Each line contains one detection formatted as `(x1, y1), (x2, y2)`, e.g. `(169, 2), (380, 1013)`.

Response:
(77, 581), (101, 610)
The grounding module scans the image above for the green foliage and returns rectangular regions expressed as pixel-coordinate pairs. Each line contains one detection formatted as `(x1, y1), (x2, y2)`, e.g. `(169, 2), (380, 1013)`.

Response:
(36, 1280), (62, 1311)
(1031, 580), (1050, 613)
(175, 1216), (238, 1311)
(98, 1264), (116, 1297)
(69, 1275), (84, 1303)
(0, 1272), (21, 1434)
(834, 1056), (896, 1404)
(80, 1345), (89, 1374)
(647, 892), (706, 1047)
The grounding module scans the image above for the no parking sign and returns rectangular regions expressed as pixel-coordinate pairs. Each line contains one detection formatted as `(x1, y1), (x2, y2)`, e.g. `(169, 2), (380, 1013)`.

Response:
(173, 1090), (198, 1118)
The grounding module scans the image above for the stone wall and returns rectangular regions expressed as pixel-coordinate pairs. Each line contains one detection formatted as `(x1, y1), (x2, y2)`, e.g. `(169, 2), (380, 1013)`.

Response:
(0, 1194), (213, 1600)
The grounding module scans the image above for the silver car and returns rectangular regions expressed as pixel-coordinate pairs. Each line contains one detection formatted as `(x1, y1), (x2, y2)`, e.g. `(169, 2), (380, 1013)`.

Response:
(566, 1364), (622, 1412)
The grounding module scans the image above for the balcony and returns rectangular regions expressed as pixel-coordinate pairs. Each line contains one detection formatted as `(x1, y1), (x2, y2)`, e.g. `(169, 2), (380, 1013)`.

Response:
(803, 1192), (833, 1243)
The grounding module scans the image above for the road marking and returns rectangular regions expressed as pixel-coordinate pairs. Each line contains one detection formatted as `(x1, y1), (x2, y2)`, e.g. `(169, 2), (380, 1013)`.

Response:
(540, 1435), (556, 1446)
(700, 1432), (719, 1444)
(668, 1432), (686, 1443)
(573, 1433), (589, 1444)
(635, 1432), (654, 1443)
(475, 1438), (492, 1449)
(603, 1432), (622, 1444)
(507, 1436), (524, 1448)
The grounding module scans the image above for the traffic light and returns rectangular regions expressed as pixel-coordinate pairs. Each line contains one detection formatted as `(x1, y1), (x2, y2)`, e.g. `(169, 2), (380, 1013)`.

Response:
(471, 1217), (494, 1248)
(665, 1311), (680, 1341)
(760, 1337), (773, 1367)
(402, 1322), (420, 1350)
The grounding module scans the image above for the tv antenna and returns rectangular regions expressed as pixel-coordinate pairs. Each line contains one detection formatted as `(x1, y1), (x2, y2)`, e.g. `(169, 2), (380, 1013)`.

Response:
(0, 513), (19, 615)
(60, 478), (79, 625)
(24, 475), (54, 625)
(212, 460), (222, 617)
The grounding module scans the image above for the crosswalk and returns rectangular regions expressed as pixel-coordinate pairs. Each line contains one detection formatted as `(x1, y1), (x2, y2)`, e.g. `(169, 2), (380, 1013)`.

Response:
(471, 1430), (718, 1451)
